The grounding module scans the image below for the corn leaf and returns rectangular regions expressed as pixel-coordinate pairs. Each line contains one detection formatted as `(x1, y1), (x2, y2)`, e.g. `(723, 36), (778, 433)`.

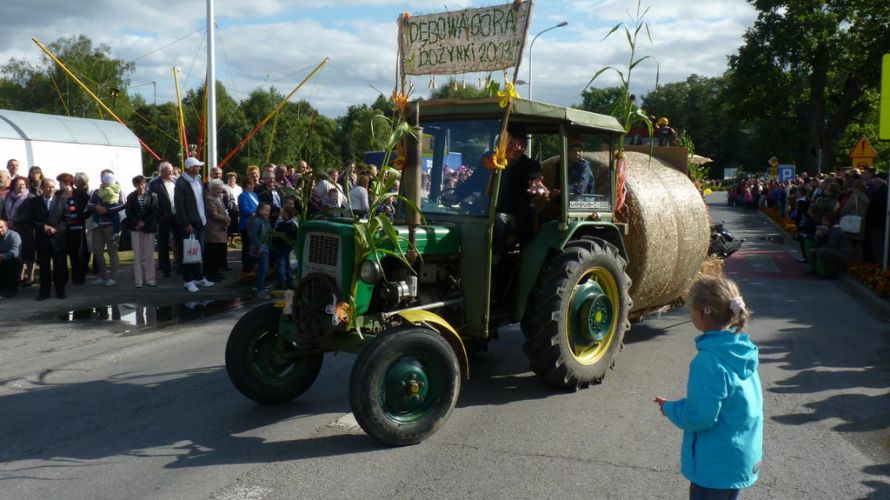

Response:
(602, 23), (621, 41)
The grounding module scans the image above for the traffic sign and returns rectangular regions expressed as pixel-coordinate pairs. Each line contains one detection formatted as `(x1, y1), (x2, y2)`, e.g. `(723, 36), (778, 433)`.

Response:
(881, 54), (889, 140)
(850, 135), (877, 168)
(768, 156), (779, 167)
(777, 164), (795, 183)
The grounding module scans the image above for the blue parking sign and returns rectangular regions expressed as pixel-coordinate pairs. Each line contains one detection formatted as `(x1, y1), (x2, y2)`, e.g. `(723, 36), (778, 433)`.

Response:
(777, 164), (795, 182)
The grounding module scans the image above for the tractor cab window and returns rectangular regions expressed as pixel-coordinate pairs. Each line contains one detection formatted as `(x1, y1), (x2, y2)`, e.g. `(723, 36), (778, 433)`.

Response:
(418, 119), (502, 217)
(565, 132), (613, 212)
(534, 131), (614, 216)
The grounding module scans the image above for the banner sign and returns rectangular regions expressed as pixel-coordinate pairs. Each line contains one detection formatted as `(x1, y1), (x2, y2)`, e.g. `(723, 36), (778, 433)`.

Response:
(723, 167), (738, 180)
(400, 1), (532, 76)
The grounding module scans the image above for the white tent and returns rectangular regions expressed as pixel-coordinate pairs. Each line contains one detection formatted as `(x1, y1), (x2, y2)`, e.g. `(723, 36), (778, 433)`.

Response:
(0, 109), (143, 196)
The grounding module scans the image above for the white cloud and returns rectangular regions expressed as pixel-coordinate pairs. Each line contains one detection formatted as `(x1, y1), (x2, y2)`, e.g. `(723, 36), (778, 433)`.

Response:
(1, 0), (758, 117)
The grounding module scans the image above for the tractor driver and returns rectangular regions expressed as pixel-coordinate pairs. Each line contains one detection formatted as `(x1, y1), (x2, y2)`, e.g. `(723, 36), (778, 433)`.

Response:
(492, 127), (543, 258)
(452, 126), (544, 258)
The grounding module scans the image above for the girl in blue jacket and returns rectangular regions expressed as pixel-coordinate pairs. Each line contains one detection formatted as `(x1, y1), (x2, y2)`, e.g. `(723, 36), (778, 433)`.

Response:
(655, 274), (763, 499)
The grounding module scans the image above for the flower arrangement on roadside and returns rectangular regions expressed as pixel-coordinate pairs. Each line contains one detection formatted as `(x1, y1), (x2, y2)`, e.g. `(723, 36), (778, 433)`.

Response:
(847, 263), (890, 298)
(760, 206), (890, 299)
(760, 206), (797, 236)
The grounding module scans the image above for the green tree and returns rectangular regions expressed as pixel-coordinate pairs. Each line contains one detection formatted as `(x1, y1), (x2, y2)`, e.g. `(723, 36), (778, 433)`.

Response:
(575, 86), (624, 115)
(336, 97), (396, 165)
(727, 0), (890, 174)
(181, 81), (249, 173)
(128, 101), (182, 172)
(641, 75), (747, 169)
(0, 35), (135, 120)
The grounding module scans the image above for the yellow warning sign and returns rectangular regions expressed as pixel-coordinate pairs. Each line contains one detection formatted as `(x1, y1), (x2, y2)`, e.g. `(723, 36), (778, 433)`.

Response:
(850, 135), (877, 168)
(768, 156), (779, 167)
(881, 54), (890, 140)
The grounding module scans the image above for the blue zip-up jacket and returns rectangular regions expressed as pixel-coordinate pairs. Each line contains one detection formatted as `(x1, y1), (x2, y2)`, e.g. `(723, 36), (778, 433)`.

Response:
(662, 330), (763, 490)
(238, 191), (259, 231)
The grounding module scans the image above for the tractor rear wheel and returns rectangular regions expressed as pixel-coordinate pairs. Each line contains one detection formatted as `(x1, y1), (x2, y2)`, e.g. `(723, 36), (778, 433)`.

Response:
(349, 327), (461, 446)
(522, 239), (631, 390)
(225, 303), (324, 404)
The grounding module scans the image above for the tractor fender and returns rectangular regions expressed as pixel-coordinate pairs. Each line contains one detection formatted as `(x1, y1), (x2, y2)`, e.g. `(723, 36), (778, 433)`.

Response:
(395, 310), (470, 380)
(516, 221), (628, 322)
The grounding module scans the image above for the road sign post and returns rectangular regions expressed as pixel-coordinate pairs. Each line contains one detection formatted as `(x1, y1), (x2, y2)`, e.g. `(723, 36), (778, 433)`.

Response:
(880, 54), (889, 141)
(881, 55), (889, 271)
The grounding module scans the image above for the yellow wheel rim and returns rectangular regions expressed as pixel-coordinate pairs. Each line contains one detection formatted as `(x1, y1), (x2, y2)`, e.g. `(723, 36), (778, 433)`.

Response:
(564, 267), (620, 365)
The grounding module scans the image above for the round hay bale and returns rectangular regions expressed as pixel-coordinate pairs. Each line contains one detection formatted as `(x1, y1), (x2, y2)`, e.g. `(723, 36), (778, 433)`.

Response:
(542, 150), (708, 313)
(618, 151), (709, 312)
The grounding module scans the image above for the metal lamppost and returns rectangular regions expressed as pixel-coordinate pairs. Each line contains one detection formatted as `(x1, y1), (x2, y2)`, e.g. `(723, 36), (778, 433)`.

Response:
(528, 21), (568, 101)
(527, 21), (567, 157)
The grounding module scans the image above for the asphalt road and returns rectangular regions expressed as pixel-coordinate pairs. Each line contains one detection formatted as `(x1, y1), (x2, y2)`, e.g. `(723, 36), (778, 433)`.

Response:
(0, 192), (887, 499)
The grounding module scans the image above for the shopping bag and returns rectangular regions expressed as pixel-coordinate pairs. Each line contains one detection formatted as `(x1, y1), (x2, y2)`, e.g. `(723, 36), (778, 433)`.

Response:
(183, 235), (202, 264)
(839, 195), (861, 233)
(838, 214), (861, 233)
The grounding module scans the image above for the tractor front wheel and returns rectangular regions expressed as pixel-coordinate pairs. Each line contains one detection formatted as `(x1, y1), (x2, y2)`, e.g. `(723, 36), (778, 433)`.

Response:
(522, 239), (631, 390)
(349, 327), (461, 446)
(225, 303), (324, 404)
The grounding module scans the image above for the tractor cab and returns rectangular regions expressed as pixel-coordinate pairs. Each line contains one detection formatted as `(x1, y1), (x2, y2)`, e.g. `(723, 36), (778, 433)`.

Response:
(411, 98), (625, 333)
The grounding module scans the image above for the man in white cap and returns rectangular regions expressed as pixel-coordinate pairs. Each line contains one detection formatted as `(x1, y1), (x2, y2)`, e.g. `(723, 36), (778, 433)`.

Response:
(174, 157), (214, 292)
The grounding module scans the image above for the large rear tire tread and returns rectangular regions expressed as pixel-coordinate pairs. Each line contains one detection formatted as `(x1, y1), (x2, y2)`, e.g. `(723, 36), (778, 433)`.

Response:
(522, 238), (631, 390)
(349, 327), (460, 446)
(225, 303), (324, 405)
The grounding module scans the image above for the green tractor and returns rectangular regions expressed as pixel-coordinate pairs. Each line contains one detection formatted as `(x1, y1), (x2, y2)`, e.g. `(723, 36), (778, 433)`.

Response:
(225, 97), (633, 445)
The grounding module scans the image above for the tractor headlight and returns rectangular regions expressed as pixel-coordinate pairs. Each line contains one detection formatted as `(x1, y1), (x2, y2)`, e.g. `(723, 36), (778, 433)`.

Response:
(359, 259), (382, 284)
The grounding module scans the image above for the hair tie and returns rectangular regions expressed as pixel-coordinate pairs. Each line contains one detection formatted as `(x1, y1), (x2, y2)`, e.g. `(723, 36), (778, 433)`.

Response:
(729, 296), (746, 315)
(702, 306), (713, 316)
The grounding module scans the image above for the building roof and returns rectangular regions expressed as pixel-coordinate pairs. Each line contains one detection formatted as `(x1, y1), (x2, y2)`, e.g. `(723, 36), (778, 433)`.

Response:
(0, 109), (140, 148)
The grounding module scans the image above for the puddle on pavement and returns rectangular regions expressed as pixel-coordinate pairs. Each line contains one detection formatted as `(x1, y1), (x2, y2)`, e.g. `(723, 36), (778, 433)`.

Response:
(48, 297), (256, 335)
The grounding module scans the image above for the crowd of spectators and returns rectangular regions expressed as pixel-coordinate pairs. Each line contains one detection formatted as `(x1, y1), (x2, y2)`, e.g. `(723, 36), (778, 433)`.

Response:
(0, 156), (401, 301)
(726, 168), (888, 278)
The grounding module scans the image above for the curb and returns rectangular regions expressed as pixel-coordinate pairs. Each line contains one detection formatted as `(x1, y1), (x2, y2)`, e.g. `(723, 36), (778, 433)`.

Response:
(758, 209), (890, 319)
(836, 274), (890, 320)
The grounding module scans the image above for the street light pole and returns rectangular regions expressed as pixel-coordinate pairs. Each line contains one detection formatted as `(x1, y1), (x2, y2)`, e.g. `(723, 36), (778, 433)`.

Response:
(527, 21), (567, 156)
(151, 81), (157, 105)
(528, 21), (568, 101)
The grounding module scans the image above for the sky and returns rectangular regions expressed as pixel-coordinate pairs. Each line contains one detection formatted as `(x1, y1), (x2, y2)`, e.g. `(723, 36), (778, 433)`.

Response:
(1, 0), (758, 118)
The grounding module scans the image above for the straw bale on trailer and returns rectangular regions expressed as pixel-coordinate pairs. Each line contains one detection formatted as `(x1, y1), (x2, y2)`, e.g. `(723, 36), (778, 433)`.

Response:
(621, 151), (709, 312)
(586, 151), (709, 313)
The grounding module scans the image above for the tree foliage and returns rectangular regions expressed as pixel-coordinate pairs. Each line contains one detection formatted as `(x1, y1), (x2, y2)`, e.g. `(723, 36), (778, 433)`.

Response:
(1, 35), (135, 120)
(727, 0), (890, 174)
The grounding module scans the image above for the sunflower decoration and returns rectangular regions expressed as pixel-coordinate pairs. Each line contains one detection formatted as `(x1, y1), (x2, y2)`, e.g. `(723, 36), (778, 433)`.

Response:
(484, 134), (510, 171)
(497, 81), (520, 108)
(492, 145), (508, 169)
